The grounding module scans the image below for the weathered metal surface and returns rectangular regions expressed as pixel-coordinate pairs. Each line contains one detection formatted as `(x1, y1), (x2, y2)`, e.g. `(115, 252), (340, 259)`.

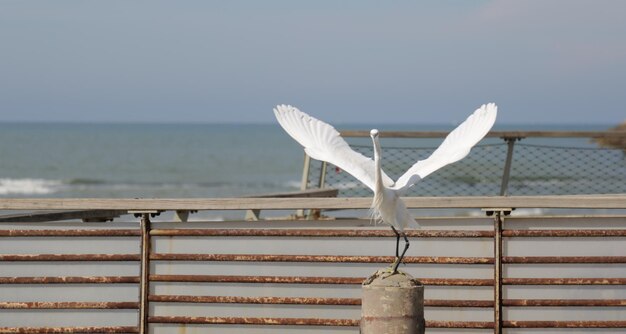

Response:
(493, 212), (504, 334)
(0, 276), (140, 284)
(503, 320), (626, 328)
(150, 274), (362, 285)
(0, 229), (140, 237)
(0, 254), (140, 261)
(149, 295), (361, 305)
(0, 327), (139, 333)
(148, 295), (492, 307)
(0, 209), (127, 223)
(503, 256), (626, 264)
(150, 228), (494, 238)
(503, 299), (626, 307)
(148, 316), (359, 326)
(425, 300), (493, 307)
(361, 271), (424, 334)
(150, 253), (493, 264)
(426, 321), (495, 328)
(503, 278), (626, 285)
(0, 301), (139, 309)
(503, 229), (626, 237)
(138, 214), (151, 334)
(149, 275), (494, 286)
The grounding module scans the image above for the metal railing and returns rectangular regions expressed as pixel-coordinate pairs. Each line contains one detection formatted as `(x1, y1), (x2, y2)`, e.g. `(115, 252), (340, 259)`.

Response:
(302, 130), (626, 196)
(0, 195), (625, 333)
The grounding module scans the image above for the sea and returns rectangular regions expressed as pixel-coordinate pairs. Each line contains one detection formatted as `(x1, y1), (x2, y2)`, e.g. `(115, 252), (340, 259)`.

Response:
(0, 122), (622, 216)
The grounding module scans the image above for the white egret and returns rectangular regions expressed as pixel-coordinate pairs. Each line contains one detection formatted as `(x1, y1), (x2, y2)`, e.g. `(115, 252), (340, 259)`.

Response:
(274, 103), (497, 273)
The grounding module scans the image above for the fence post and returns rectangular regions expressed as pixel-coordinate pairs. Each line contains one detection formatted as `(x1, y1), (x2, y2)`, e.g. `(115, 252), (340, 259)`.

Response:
(493, 211), (505, 334)
(138, 213), (152, 334)
(361, 270), (425, 334)
(499, 137), (521, 196)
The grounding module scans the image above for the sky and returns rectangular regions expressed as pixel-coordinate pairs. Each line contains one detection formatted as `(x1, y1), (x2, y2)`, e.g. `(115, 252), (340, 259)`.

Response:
(0, 0), (625, 125)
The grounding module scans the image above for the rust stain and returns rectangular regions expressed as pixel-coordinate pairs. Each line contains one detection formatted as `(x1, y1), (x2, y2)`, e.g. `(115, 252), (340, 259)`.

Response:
(150, 228), (493, 238)
(149, 274), (493, 286)
(0, 254), (140, 262)
(503, 229), (626, 237)
(150, 253), (493, 264)
(504, 320), (626, 328)
(0, 276), (140, 284)
(0, 301), (139, 309)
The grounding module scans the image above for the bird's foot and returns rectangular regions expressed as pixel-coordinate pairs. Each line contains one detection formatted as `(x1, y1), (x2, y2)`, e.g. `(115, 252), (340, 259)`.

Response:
(379, 258), (401, 278)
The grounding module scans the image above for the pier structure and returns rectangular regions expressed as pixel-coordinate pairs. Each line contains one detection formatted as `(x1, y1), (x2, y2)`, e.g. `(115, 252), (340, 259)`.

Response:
(0, 195), (625, 333)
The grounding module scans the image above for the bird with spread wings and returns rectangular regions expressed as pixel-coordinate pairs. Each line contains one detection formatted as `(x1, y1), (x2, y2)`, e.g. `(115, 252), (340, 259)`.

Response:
(274, 103), (497, 273)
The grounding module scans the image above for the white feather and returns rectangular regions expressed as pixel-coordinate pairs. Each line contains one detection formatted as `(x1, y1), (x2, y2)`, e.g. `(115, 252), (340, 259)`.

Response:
(392, 103), (497, 193)
(273, 105), (394, 191)
(274, 103), (497, 272)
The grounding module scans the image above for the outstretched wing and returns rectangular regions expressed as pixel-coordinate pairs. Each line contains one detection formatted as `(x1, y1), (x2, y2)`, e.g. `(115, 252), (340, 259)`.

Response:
(392, 103), (498, 194)
(274, 105), (394, 191)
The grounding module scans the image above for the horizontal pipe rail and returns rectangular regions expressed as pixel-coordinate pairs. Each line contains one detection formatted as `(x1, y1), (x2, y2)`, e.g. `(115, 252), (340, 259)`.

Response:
(503, 256), (626, 264)
(0, 276), (140, 284)
(148, 295), (494, 307)
(503, 320), (626, 328)
(2, 195), (625, 210)
(149, 316), (497, 328)
(503, 278), (626, 285)
(150, 228), (493, 238)
(150, 253), (494, 264)
(0, 229), (141, 237)
(150, 275), (494, 286)
(148, 316), (358, 326)
(503, 229), (626, 237)
(0, 327), (139, 333)
(0, 301), (139, 309)
(503, 299), (626, 307)
(0, 254), (140, 262)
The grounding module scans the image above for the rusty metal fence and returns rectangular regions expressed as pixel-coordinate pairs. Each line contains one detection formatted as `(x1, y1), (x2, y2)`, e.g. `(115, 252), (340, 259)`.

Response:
(0, 196), (625, 333)
(303, 131), (626, 196)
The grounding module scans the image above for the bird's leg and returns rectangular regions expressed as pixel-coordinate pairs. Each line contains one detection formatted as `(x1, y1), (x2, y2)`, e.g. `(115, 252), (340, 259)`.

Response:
(390, 226), (400, 259)
(392, 232), (410, 274)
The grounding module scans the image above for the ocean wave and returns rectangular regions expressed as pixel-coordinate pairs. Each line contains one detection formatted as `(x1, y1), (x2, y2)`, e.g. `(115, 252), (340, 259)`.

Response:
(0, 178), (63, 195)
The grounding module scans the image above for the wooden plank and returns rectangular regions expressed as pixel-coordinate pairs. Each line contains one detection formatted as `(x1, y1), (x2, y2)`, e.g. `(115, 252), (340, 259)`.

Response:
(0, 195), (625, 211)
(0, 209), (127, 222)
(245, 188), (338, 198)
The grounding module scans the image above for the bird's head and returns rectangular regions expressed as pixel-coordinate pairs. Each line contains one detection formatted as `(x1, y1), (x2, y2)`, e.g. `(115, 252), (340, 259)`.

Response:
(370, 129), (379, 138)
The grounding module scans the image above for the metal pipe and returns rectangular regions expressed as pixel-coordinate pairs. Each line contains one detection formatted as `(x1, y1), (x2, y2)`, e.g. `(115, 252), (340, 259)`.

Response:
(148, 316), (359, 326)
(138, 213), (151, 334)
(0, 326), (139, 333)
(499, 138), (519, 195)
(503, 256), (626, 264)
(150, 253), (494, 264)
(503, 299), (626, 307)
(0, 276), (140, 284)
(0, 254), (140, 261)
(148, 295), (493, 307)
(504, 320), (626, 328)
(503, 278), (626, 285)
(0, 229), (141, 237)
(149, 275), (494, 286)
(150, 228), (494, 238)
(0, 302), (139, 309)
(493, 212), (504, 334)
(503, 229), (626, 237)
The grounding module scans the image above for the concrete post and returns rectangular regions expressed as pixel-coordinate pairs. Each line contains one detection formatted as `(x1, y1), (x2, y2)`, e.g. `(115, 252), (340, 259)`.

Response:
(361, 269), (425, 334)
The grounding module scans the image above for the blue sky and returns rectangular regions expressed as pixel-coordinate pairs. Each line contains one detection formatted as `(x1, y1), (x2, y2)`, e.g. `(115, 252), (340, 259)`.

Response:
(1, 1), (625, 125)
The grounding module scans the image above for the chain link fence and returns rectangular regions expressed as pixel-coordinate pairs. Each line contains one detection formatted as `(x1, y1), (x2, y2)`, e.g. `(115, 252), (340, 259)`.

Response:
(304, 139), (626, 197)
